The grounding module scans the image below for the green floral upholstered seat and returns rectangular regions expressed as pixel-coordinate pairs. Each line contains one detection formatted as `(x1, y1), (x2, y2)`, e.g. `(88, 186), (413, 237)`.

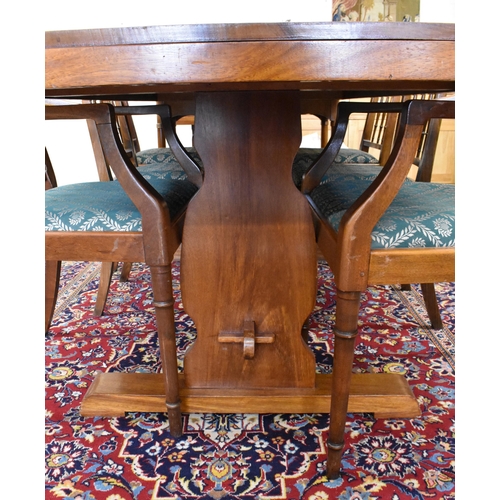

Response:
(45, 176), (198, 232)
(136, 147), (203, 187)
(291, 147), (379, 189)
(136, 147), (202, 170)
(136, 146), (380, 190)
(310, 177), (455, 249)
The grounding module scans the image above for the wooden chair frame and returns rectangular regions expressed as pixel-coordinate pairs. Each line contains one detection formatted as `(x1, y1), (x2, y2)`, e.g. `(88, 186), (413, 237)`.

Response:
(82, 102), (202, 316)
(359, 96), (402, 165)
(356, 94), (444, 180)
(303, 98), (449, 328)
(45, 103), (201, 437)
(301, 99), (455, 478)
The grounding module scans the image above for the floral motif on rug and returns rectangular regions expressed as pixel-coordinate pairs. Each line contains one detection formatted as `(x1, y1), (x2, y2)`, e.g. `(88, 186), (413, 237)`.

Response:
(45, 261), (455, 499)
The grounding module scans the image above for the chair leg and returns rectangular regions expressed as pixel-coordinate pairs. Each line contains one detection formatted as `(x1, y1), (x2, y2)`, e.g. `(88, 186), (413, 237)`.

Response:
(327, 289), (361, 479)
(93, 262), (116, 317)
(421, 282), (443, 330)
(45, 260), (61, 333)
(301, 318), (310, 344)
(150, 264), (182, 437)
(400, 284), (411, 291)
(120, 262), (133, 282)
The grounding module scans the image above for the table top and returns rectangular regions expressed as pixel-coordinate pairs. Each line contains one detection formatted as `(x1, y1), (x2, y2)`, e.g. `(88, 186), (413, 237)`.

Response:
(45, 22), (455, 100)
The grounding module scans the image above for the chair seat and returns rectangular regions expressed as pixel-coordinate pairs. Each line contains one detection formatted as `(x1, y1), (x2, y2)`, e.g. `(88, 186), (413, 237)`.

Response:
(138, 162), (191, 182)
(292, 147), (379, 189)
(138, 146), (379, 190)
(138, 146), (374, 168)
(137, 147), (203, 169)
(311, 178), (455, 249)
(45, 176), (198, 232)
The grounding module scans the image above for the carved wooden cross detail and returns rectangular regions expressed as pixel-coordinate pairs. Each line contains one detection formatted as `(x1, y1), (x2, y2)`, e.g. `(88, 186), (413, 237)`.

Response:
(218, 320), (275, 359)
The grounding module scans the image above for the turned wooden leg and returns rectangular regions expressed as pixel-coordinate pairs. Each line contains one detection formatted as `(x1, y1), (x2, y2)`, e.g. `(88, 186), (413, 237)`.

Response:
(45, 260), (61, 333)
(120, 262), (133, 282)
(93, 262), (116, 317)
(150, 264), (182, 437)
(421, 282), (443, 330)
(301, 318), (310, 344)
(327, 289), (361, 479)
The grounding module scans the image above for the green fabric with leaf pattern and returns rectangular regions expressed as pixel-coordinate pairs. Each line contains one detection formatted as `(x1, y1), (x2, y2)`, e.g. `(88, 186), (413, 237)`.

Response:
(137, 147), (203, 172)
(136, 147), (379, 189)
(45, 176), (198, 232)
(292, 147), (379, 188)
(310, 178), (455, 249)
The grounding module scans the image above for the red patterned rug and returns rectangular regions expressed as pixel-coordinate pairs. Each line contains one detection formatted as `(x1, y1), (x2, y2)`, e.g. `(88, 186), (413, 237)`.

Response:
(45, 260), (455, 499)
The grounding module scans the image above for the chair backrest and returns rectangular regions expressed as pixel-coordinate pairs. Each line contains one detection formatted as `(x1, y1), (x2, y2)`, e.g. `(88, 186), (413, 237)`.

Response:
(359, 96), (402, 165)
(45, 148), (57, 190)
(88, 100), (198, 173)
(115, 103), (141, 164)
(358, 93), (449, 181)
(156, 99), (196, 147)
(114, 104), (203, 187)
(85, 100), (141, 176)
(300, 97), (340, 147)
(402, 94), (446, 182)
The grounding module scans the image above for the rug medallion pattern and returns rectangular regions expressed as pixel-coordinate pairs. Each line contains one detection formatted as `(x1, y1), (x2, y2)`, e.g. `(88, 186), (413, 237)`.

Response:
(45, 261), (455, 499)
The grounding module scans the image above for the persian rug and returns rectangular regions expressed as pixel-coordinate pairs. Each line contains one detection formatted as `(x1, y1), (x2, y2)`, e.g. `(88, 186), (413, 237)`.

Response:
(45, 260), (455, 500)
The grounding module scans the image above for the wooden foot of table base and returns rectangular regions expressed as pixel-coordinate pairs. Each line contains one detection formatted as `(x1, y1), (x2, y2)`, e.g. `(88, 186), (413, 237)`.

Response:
(81, 372), (420, 419)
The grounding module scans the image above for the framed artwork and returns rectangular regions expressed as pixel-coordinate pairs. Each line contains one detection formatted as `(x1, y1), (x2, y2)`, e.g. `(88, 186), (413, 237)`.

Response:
(332, 0), (420, 22)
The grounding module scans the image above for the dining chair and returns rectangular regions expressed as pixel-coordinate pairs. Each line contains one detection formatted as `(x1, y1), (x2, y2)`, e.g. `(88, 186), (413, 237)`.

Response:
(84, 101), (202, 316)
(358, 94), (445, 184)
(292, 98), (381, 191)
(294, 95), (450, 329)
(128, 99), (198, 171)
(45, 102), (201, 436)
(292, 95), (434, 191)
(45, 147), (57, 190)
(362, 93), (448, 329)
(300, 98), (455, 478)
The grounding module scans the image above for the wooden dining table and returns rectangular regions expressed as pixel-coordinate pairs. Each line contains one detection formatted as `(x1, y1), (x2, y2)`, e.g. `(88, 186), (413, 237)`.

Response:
(45, 22), (455, 419)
